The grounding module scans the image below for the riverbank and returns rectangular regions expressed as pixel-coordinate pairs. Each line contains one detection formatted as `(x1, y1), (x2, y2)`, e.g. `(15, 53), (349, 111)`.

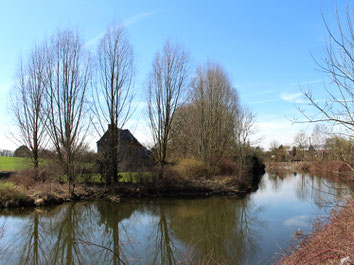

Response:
(277, 197), (354, 265)
(266, 161), (354, 264)
(266, 161), (353, 188)
(0, 174), (262, 208)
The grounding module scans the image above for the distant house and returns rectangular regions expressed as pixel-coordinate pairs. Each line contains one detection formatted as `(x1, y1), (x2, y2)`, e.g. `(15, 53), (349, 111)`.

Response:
(97, 125), (152, 171)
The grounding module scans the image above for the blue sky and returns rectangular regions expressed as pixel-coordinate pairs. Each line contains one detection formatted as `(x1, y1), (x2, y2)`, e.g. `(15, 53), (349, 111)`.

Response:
(0, 0), (347, 150)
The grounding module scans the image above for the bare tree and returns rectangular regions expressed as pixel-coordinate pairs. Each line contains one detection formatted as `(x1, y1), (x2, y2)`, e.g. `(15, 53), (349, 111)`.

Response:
(311, 125), (327, 160)
(269, 140), (279, 152)
(148, 40), (190, 177)
(294, 131), (307, 161)
(11, 45), (47, 169)
(234, 106), (256, 173)
(94, 23), (135, 184)
(298, 3), (353, 134)
(190, 62), (239, 171)
(44, 29), (91, 196)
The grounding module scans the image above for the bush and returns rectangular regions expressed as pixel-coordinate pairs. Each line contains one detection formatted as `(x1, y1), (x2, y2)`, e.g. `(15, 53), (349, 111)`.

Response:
(9, 167), (50, 187)
(174, 158), (209, 178)
(215, 157), (238, 175)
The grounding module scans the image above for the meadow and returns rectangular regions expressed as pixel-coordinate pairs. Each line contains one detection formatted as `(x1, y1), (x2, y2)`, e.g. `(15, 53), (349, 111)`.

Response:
(0, 156), (31, 171)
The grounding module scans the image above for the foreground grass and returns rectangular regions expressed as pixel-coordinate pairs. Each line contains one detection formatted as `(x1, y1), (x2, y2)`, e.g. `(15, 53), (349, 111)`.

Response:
(0, 156), (32, 171)
(277, 198), (354, 265)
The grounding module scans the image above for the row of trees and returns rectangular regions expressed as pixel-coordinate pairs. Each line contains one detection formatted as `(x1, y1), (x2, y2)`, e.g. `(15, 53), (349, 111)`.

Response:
(11, 25), (137, 192)
(12, 30), (92, 194)
(268, 126), (353, 163)
(11, 23), (257, 193)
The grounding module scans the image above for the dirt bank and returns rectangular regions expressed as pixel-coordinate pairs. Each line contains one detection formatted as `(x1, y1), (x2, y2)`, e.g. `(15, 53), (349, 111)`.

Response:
(277, 198), (354, 265)
(0, 175), (261, 208)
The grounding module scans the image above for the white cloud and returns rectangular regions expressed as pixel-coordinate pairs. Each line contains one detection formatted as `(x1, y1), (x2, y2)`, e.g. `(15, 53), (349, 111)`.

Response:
(280, 92), (304, 103)
(284, 215), (309, 227)
(252, 116), (311, 149)
(85, 11), (157, 48)
(123, 11), (157, 27)
(250, 99), (277, 104)
(244, 90), (275, 97)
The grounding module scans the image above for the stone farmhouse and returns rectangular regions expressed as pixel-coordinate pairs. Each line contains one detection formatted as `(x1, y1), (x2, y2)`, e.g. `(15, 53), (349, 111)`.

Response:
(97, 125), (152, 171)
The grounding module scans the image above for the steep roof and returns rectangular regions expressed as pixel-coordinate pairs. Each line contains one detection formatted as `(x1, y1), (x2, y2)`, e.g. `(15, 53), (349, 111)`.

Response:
(97, 125), (143, 147)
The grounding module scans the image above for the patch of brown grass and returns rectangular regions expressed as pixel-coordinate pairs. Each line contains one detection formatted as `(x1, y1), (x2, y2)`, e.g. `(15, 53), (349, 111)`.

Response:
(277, 198), (354, 265)
(173, 158), (209, 178)
(306, 161), (353, 179)
(10, 169), (43, 187)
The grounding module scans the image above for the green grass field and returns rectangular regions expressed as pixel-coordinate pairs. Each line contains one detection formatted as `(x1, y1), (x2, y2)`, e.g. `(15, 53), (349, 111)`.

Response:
(0, 156), (32, 171)
(0, 156), (157, 184)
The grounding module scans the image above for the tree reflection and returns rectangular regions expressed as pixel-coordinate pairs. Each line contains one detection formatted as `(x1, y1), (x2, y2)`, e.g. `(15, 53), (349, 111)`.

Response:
(294, 173), (349, 208)
(267, 172), (285, 191)
(17, 210), (49, 265)
(151, 206), (177, 265)
(142, 197), (263, 265)
(95, 201), (139, 265)
(46, 203), (92, 264)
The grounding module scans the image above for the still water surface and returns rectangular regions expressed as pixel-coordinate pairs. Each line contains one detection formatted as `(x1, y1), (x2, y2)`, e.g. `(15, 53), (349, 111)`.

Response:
(0, 172), (349, 265)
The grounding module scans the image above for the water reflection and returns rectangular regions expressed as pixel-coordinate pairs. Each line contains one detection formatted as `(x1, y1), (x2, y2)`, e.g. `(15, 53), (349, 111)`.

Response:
(18, 210), (46, 264)
(267, 172), (348, 208)
(0, 172), (350, 265)
(96, 201), (139, 264)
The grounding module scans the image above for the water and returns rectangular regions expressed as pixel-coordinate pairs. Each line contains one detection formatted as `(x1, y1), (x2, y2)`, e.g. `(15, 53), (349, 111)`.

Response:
(0, 172), (349, 265)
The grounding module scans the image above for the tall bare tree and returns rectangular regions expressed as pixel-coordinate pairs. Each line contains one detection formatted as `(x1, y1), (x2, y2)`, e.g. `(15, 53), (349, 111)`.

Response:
(234, 106), (256, 173)
(148, 41), (190, 177)
(298, 4), (353, 134)
(94, 23), (135, 184)
(11, 45), (47, 169)
(190, 62), (239, 171)
(44, 29), (91, 196)
(294, 131), (307, 161)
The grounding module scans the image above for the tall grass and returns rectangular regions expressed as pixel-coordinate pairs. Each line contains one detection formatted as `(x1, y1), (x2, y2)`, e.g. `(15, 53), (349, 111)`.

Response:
(0, 181), (26, 201)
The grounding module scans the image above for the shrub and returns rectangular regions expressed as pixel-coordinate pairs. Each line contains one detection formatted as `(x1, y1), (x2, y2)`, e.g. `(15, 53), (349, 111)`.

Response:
(174, 158), (209, 178)
(9, 167), (50, 187)
(215, 157), (238, 175)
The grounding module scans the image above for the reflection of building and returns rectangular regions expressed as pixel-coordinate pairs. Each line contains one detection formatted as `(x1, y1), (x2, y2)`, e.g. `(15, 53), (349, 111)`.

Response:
(97, 125), (152, 171)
